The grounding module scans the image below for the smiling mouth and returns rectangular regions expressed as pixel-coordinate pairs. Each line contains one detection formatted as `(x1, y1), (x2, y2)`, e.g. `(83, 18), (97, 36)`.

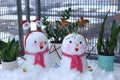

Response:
(40, 46), (43, 49)
(75, 48), (79, 51)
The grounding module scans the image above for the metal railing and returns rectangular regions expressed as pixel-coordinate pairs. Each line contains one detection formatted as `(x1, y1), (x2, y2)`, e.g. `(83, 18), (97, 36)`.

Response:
(0, 0), (120, 62)
(22, 0), (120, 62)
(0, 0), (18, 41)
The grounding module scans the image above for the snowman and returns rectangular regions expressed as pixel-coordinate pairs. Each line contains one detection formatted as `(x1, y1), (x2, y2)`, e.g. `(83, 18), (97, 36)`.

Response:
(23, 30), (53, 70)
(61, 33), (88, 73)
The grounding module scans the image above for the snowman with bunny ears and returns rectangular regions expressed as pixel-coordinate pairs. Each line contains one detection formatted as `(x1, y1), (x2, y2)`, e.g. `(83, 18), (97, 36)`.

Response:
(61, 33), (88, 73)
(21, 20), (53, 71)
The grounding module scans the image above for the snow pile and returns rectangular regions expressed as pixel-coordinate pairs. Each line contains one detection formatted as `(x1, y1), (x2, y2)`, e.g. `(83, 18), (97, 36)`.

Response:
(0, 59), (120, 80)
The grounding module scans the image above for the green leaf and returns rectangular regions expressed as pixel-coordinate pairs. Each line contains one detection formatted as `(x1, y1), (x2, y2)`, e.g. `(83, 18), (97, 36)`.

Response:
(97, 10), (110, 54)
(0, 38), (19, 62)
(0, 40), (7, 51)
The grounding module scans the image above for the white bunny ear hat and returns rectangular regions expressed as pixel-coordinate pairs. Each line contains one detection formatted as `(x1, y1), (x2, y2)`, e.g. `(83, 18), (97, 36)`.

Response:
(33, 19), (42, 27)
(20, 20), (30, 30)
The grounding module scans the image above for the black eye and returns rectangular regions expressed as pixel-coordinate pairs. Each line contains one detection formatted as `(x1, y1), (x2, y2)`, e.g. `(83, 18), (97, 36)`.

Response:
(80, 41), (82, 44)
(69, 41), (72, 43)
(34, 41), (37, 43)
(44, 41), (47, 44)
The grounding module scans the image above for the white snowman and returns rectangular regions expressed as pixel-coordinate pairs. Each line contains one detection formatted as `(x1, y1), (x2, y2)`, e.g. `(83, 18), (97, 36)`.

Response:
(24, 30), (53, 70)
(61, 33), (88, 73)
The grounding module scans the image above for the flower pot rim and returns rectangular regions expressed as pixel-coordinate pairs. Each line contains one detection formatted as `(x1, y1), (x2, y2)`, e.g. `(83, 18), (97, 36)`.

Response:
(1, 60), (18, 70)
(50, 41), (62, 44)
(98, 52), (115, 56)
(1, 60), (17, 63)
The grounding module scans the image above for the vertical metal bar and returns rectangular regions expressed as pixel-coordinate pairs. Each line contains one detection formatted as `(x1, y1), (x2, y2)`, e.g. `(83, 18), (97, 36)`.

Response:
(118, 0), (120, 10)
(25, 0), (30, 22)
(35, 0), (41, 19)
(16, 0), (24, 52)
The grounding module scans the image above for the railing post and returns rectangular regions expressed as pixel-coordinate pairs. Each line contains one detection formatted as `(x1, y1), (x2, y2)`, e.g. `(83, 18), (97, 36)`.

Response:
(16, 0), (24, 55)
(118, 0), (120, 11)
(35, 0), (41, 19)
(25, 0), (30, 22)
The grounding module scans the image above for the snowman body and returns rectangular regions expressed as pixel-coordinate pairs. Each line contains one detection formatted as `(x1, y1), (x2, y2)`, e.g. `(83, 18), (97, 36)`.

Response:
(24, 31), (53, 70)
(61, 33), (88, 73)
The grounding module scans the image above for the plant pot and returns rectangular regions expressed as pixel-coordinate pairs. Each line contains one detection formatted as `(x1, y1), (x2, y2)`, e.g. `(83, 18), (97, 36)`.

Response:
(98, 55), (114, 71)
(2, 60), (18, 70)
(49, 42), (62, 64)
(50, 40), (62, 44)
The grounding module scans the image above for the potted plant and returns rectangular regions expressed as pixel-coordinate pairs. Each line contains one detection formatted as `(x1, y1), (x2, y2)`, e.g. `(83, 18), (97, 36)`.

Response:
(41, 8), (89, 62)
(42, 7), (89, 43)
(97, 10), (120, 71)
(0, 39), (19, 70)
(42, 8), (71, 43)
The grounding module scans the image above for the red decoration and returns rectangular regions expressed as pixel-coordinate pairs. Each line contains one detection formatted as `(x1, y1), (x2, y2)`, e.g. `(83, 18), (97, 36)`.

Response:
(60, 19), (70, 28)
(62, 51), (85, 73)
(25, 47), (49, 68)
(33, 19), (40, 22)
(20, 20), (28, 26)
(77, 16), (89, 27)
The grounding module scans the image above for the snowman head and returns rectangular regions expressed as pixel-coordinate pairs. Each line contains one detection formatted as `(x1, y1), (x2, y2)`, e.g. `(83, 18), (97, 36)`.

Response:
(20, 20), (30, 30)
(61, 33), (87, 55)
(25, 30), (48, 53)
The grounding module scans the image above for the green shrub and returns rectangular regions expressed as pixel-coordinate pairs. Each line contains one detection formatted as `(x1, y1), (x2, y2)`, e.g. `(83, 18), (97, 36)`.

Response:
(97, 11), (120, 56)
(0, 39), (19, 62)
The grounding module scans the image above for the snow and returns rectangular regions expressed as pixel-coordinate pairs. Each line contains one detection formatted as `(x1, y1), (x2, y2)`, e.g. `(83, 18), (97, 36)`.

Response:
(0, 58), (120, 80)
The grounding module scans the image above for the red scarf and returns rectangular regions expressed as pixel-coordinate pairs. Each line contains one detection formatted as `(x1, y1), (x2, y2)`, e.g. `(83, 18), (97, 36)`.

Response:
(25, 47), (49, 68)
(62, 51), (85, 73)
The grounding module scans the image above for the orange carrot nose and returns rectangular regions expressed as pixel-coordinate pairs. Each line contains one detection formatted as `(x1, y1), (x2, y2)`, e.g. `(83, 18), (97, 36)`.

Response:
(40, 41), (44, 49)
(76, 43), (79, 47)
(40, 41), (43, 46)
